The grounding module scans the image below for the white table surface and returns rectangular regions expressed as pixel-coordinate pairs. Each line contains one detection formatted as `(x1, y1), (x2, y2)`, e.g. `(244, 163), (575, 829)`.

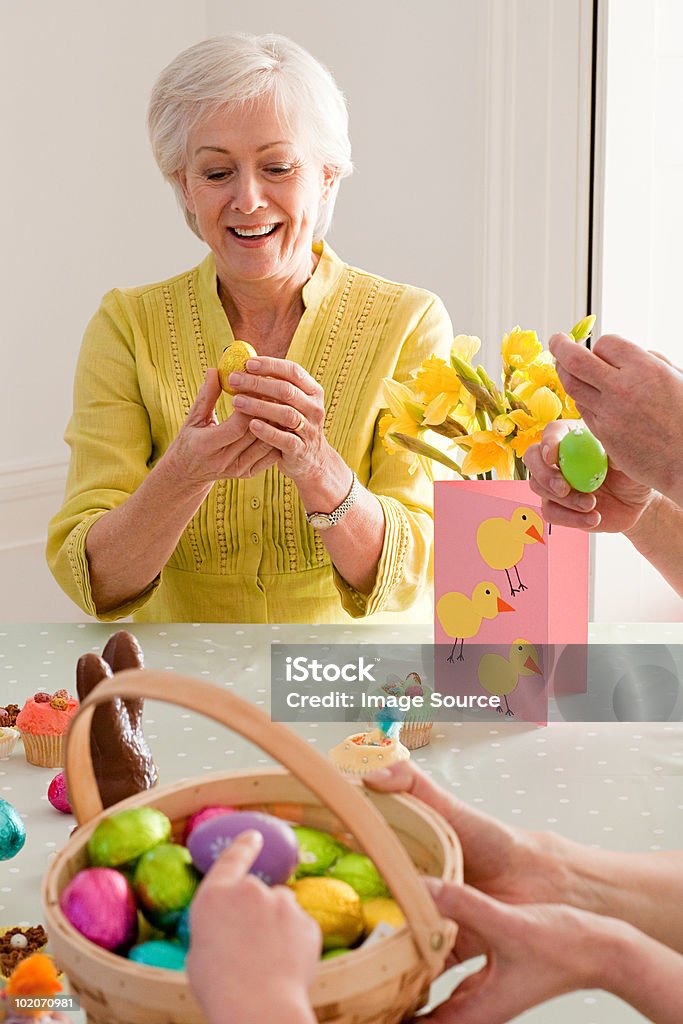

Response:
(1, 622), (682, 1024)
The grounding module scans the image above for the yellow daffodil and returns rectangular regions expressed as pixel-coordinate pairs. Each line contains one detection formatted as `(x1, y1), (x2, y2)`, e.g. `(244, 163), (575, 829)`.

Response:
(492, 414), (516, 437)
(570, 315), (597, 342)
(507, 386), (563, 457)
(380, 314), (593, 479)
(458, 431), (516, 479)
(414, 355), (476, 424)
(379, 378), (427, 463)
(452, 334), (481, 363)
(501, 327), (542, 370)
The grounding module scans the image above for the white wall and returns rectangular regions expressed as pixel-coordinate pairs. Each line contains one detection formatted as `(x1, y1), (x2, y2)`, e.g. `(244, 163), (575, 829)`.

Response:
(0, 1), (208, 619)
(0, 0), (593, 621)
(592, 0), (683, 621)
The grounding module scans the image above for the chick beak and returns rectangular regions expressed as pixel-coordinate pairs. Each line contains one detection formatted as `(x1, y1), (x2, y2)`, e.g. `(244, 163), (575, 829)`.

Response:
(526, 525), (545, 544)
(497, 597), (515, 613)
(524, 656), (541, 674)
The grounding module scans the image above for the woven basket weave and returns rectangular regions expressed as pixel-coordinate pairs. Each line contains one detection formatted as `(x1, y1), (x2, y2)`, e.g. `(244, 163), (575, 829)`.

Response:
(43, 670), (462, 1024)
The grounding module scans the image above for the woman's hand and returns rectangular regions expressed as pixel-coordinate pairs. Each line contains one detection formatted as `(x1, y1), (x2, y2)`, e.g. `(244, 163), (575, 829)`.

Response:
(418, 882), (622, 1024)
(167, 369), (279, 484)
(524, 420), (656, 534)
(228, 357), (333, 484)
(187, 831), (320, 1024)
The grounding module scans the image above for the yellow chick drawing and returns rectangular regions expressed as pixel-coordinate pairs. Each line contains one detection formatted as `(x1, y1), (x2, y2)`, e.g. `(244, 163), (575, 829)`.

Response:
(476, 507), (545, 596)
(436, 582), (514, 662)
(478, 639), (542, 716)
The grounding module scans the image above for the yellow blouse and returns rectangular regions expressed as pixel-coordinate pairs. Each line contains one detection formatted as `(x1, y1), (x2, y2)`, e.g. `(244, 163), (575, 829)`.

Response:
(47, 242), (452, 623)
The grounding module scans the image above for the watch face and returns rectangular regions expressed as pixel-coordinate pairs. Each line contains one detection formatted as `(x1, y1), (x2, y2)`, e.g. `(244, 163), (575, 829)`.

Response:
(308, 513), (333, 530)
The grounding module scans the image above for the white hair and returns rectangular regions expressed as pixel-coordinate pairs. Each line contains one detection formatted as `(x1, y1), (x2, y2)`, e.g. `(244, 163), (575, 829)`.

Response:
(147, 33), (353, 241)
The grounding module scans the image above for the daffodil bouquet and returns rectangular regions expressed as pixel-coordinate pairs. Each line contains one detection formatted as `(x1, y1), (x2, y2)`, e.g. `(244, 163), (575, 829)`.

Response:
(380, 315), (596, 480)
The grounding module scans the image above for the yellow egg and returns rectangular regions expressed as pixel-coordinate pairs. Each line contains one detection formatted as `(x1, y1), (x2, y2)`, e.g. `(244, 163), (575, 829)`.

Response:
(361, 897), (406, 934)
(217, 340), (258, 394)
(290, 877), (363, 950)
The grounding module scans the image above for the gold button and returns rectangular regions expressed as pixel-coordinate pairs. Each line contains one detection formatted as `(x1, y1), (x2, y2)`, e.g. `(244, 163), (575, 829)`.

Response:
(251, 532), (260, 545)
(250, 497), (261, 510)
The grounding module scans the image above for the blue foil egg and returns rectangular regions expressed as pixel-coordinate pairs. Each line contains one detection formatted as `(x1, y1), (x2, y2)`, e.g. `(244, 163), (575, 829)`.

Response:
(176, 905), (191, 948)
(0, 798), (26, 860)
(128, 939), (187, 971)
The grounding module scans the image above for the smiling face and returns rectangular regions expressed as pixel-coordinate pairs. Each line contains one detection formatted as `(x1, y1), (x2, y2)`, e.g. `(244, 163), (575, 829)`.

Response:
(178, 96), (336, 292)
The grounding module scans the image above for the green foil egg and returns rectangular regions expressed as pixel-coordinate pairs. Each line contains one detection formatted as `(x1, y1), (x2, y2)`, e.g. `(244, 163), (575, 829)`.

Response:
(558, 427), (608, 493)
(327, 853), (390, 899)
(88, 808), (171, 868)
(293, 827), (349, 878)
(128, 939), (187, 971)
(134, 843), (199, 929)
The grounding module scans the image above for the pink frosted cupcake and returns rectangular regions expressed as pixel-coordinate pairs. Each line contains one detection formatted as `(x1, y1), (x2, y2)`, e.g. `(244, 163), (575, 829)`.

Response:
(16, 690), (78, 768)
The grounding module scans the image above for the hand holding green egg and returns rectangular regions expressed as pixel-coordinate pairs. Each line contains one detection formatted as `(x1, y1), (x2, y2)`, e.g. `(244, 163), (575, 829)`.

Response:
(558, 427), (608, 493)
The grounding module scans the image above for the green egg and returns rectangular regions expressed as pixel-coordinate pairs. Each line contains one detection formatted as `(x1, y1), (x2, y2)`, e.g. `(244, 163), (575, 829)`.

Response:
(558, 428), (608, 493)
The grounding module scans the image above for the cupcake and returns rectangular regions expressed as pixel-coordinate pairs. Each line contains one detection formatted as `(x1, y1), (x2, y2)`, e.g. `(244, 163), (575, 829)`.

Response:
(16, 690), (78, 768)
(370, 673), (434, 751)
(328, 729), (410, 777)
(0, 727), (20, 759)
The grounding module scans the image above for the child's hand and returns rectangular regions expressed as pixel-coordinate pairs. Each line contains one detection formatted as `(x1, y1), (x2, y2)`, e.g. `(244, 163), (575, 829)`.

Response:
(186, 830), (321, 1024)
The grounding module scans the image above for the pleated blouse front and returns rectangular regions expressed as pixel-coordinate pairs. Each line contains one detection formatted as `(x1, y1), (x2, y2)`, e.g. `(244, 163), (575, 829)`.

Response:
(47, 243), (453, 623)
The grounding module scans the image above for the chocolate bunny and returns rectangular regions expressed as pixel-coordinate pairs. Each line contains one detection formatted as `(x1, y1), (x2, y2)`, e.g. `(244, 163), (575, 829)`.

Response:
(75, 631), (158, 808)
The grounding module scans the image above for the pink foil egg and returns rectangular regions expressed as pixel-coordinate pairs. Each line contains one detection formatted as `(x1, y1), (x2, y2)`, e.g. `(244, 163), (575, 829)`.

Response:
(188, 811), (299, 885)
(48, 772), (72, 814)
(60, 867), (138, 950)
(182, 804), (235, 844)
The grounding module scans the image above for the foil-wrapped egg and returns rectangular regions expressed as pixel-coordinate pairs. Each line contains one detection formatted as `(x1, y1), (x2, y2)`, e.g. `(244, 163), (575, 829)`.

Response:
(48, 772), (72, 814)
(290, 877), (363, 950)
(0, 798), (26, 861)
(328, 852), (390, 899)
(60, 868), (138, 950)
(134, 843), (199, 930)
(88, 807), (171, 868)
(293, 826), (349, 878)
(182, 804), (235, 844)
(128, 940), (187, 971)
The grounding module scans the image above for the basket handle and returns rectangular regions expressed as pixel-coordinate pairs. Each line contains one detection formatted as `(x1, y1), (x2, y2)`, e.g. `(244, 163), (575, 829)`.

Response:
(65, 669), (455, 974)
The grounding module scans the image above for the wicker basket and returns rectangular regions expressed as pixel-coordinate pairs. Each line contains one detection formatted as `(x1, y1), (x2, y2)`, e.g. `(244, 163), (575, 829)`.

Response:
(43, 670), (462, 1024)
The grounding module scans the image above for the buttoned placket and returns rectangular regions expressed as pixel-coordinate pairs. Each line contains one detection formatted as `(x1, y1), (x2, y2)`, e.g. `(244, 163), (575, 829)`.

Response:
(242, 475), (266, 576)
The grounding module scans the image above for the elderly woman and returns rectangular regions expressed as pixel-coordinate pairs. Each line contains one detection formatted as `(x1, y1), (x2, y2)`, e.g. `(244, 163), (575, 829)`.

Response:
(47, 34), (452, 623)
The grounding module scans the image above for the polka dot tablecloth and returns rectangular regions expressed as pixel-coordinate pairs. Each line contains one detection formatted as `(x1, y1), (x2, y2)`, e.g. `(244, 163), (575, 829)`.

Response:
(1, 622), (682, 1023)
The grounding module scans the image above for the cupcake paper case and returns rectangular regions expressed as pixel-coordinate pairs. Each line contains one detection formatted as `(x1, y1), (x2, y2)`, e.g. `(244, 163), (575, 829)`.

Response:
(0, 729), (20, 759)
(16, 692), (78, 768)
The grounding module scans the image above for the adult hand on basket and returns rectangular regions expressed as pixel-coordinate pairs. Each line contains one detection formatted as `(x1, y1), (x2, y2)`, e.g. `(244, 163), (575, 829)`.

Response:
(363, 761), (572, 963)
(406, 883), (683, 1024)
(187, 831), (321, 1024)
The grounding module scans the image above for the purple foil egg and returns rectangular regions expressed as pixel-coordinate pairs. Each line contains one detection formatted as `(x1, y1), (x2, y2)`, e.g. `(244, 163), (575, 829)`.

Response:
(48, 772), (72, 814)
(60, 867), (138, 950)
(182, 804), (235, 844)
(188, 811), (299, 885)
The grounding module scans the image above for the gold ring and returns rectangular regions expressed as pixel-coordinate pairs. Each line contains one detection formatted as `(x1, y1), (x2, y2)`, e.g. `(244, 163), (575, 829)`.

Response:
(294, 412), (306, 433)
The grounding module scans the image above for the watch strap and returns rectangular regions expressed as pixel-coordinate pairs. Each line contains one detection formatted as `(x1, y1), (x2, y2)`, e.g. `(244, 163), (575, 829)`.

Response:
(305, 472), (360, 530)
